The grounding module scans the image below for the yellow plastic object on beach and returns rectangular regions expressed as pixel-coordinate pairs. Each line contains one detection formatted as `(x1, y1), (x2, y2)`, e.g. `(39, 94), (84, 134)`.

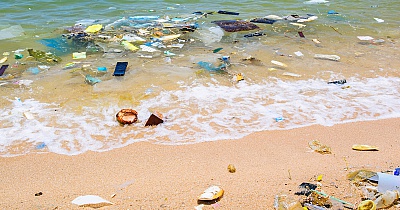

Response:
(85, 24), (103, 33)
(352, 144), (379, 151)
(121, 41), (139, 52)
(357, 200), (376, 210)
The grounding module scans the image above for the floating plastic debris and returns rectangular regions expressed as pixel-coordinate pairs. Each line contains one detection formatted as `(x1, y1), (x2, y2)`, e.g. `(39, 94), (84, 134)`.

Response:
(283, 72), (301, 77)
(121, 41), (139, 51)
(328, 10), (339, 15)
(212, 20), (259, 32)
(140, 45), (158, 52)
(312, 39), (321, 44)
(72, 52), (86, 59)
(314, 54), (340, 61)
(198, 61), (226, 71)
(85, 24), (103, 33)
(217, 10), (239, 15)
(0, 25), (25, 40)
(373, 18), (384, 23)
(290, 22), (306, 28)
(250, 18), (277, 24)
(294, 51), (304, 56)
(271, 60), (287, 67)
(304, 0), (329, 4)
(357, 36), (374, 41)
(85, 75), (101, 85)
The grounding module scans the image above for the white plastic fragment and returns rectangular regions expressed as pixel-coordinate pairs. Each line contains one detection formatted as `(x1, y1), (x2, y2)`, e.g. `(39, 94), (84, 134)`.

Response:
(297, 16), (318, 22)
(0, 25), (25, 40)
(71, 195), (113, 208)
(304, 0), (329, 4)
(357, 36), (374, 41)
(290, 23), (306, 28)
(198, 186), (224, 201)
(377, 172), (400, 192)
(139, 45), (159, 52)
(314, 54), (340, 61)
(194, 204), (205, 210)
(283, 72), (301, 77)
(264, 15), (282, 20)
(271, 60), (287, 67)
(23, 112), (34, 120)
(122, 34), (146, 42)
(294, 51), (304, 57)
(373, 18), (384, 23)
(312, 39), (321, 44)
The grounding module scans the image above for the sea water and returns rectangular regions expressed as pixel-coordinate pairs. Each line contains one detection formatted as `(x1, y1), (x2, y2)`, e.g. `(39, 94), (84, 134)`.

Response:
(0, 0), (399, 156)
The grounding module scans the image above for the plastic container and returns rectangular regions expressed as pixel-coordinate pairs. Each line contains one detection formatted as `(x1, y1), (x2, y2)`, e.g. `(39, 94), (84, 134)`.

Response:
(394, 168), (400, 176)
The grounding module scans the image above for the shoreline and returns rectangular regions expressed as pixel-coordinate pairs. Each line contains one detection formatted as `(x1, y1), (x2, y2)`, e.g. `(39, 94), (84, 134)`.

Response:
(1, 118), (399, 209)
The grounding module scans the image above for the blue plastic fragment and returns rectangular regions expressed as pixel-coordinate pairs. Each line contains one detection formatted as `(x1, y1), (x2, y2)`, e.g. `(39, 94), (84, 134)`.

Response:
(197, 61), (226, 71)
(39, 37), (71, 54)
(36, 142), (46, 149)
(28, 67), (40, 75)
(97, 67), (107, 72)
(328, 10), (339, 14)
(275, 117), (284, 122)
(129, 16), (159, 22)
(394, 168), (400, 176)
(85, 75), (102, 85)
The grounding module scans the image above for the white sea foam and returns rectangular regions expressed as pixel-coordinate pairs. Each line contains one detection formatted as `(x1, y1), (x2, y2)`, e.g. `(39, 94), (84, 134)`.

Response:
(1, 76), (400, 156)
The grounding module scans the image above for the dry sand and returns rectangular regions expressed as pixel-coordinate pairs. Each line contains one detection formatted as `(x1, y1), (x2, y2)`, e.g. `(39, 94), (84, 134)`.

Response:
(1, 118), (399, 209)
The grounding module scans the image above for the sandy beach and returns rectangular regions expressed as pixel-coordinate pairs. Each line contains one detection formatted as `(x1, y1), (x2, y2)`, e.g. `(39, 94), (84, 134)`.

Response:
(0, 118), (399, 209)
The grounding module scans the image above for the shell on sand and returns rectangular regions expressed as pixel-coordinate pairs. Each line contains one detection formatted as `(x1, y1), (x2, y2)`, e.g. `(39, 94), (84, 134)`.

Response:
(198, 186), (224, 201)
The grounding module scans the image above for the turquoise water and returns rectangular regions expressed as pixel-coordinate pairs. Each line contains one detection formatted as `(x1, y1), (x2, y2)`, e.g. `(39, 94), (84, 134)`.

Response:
(0, 0), (399, 156)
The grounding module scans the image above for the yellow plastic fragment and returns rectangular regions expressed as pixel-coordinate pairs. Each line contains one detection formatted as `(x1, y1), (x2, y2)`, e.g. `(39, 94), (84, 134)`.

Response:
(121, 41), (139, 52)
(85, 24), (103, 33)
(316, 174), (323, 182)
(352, 144), (379, 151)
(0, 56), (7, 64)
(357, 200), (376, 210)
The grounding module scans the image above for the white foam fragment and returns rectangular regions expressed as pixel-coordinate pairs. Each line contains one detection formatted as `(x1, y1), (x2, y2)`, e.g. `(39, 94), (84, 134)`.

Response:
(72, 195), (113, 208)
(283, 72), (302, 77)
(23, 112), (34, 120)
(294, 51), (304, 57)
(271, 60), (287, 67)
(357, 36), (374, 41)
(314, 54), (340, 61)
(139, 45), (159, 52)
(304, 0), (329, 4)
(264, 15), (282, 20)
(374, 18), (384, 23)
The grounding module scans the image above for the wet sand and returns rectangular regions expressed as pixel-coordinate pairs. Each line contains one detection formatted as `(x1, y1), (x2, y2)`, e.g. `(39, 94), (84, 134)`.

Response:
(0, 118), (399, 209)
